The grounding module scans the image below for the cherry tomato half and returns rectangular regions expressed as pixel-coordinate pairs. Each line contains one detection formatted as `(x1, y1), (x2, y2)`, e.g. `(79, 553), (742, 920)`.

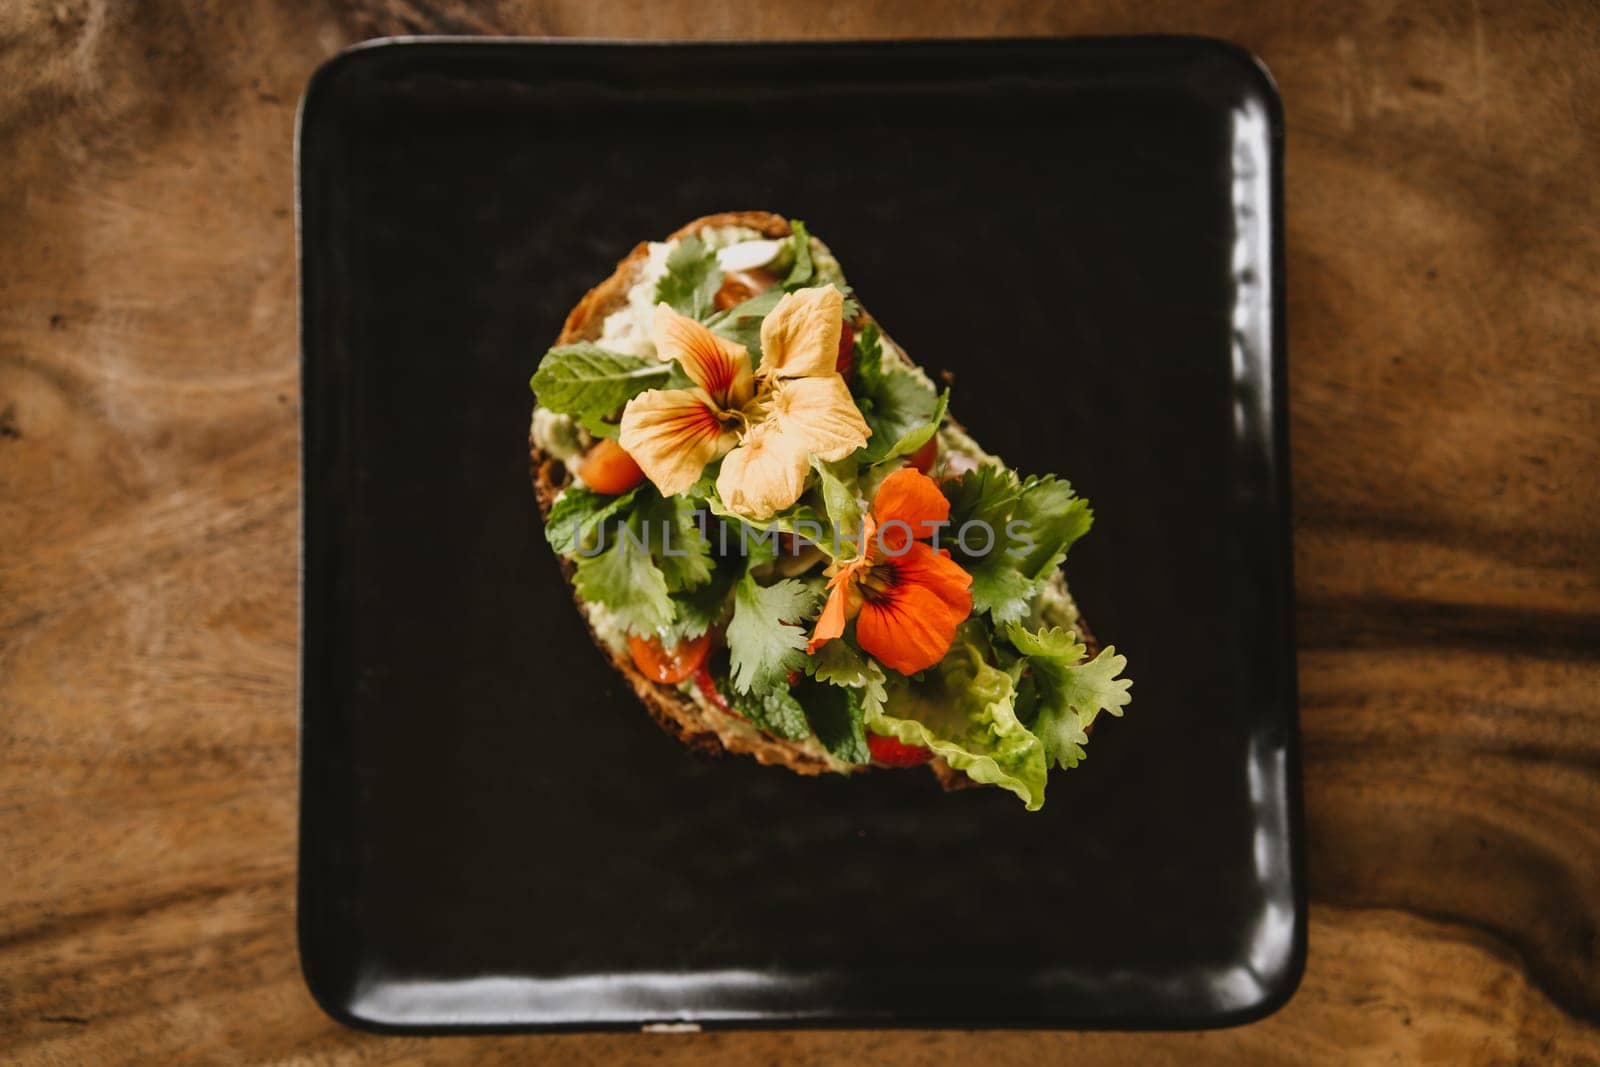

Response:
(629, 632), (711, 685)
(866, 732), (934, 767)
(578, 438), (645, 495)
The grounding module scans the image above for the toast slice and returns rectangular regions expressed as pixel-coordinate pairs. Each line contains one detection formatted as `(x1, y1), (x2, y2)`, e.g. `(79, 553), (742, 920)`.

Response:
(529, 212), (1099, 788)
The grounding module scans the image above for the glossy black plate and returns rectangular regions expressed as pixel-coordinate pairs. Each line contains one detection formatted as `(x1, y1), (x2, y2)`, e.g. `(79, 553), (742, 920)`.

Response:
(298, 36), (1301, 1032)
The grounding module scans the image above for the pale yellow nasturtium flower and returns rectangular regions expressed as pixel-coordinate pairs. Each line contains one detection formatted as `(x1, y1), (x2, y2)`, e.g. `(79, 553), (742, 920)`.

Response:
(618, 285), (870, 519)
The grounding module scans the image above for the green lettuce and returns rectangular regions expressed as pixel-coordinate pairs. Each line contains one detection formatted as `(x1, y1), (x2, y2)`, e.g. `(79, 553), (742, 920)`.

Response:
(867, 627), (1049, 810)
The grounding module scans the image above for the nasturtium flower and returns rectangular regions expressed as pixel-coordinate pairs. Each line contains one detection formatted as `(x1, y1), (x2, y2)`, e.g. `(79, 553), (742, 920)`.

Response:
(618, 286), (870, 519)
(808, 467), (973, 675)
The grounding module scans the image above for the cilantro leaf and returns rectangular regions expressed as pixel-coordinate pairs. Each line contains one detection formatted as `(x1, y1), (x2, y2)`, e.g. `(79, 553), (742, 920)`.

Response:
(782, 219), (814, 288)
(636, 493), (713, 592)
(943, 464), (1021, 534)
(940, 465), (1094, 623)
(1004, 623), (1131, 769)
(659, 560), (737, 644)
(530, 344), (671, 438)
(728, 684), (811, 741)
(853, 321), (884, 393)
(654, 236), (723, 320)
(571, 512), (673, 636)
(1007, 475), (1094, 584)
(726, 574), (820, 695)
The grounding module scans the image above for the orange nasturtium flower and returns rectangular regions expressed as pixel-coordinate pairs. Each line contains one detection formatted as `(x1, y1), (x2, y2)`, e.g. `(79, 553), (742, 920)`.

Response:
(618, 286), (869, 520)
(808, 468), (974, 675)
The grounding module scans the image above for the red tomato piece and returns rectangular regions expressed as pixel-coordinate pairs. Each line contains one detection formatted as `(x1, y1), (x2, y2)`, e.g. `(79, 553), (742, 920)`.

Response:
(628, 632), (711, 685)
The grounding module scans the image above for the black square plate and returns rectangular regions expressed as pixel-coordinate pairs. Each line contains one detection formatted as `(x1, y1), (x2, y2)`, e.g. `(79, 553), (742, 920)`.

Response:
(298, 36), (1301, 1032)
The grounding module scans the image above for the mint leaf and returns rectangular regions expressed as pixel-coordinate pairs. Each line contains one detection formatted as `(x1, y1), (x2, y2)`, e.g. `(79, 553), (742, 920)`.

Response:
(543, 486), (639, 557)
(806, 638), (888, 720)
(655, 236), (723, 320)
(571, 512), (673, 636)
(855, 364), (943, 464)
(728, 684), (811, 741)
(1004, 623), (1131, 769)
(868, 389), (948, 469)
(726, 574), (820, 695)
(530, 344), (670, 438)
(795, 677), (870, 764)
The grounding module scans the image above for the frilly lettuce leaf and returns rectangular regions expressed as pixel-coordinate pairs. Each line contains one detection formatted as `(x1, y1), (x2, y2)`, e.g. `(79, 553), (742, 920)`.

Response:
(1005, 622), (1132, 769)
(867, 628), (1049, 810)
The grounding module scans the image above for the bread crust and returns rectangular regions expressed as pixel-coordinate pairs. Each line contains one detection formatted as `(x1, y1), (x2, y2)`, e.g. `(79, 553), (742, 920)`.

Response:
(529, 212), (1096, 788)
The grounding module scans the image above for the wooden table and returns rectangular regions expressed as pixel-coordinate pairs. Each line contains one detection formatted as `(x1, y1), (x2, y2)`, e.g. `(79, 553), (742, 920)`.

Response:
(3, 2), (1596, 1062)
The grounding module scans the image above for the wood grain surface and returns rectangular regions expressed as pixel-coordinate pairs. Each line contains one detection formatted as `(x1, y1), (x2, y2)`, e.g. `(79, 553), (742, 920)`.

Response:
(3, 1), (1597, 1063)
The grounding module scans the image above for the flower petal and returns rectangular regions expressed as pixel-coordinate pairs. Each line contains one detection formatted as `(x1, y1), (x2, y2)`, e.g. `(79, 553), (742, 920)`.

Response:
(618, 387), (737, 497)
(895, 541), (974, 616)
(650, 303), (754, 409)
(715, 420), (811, 520)
(768, 375), (870, 463)
(759, 285), (843, 380)
(872, 467), (951, 551)
(806, 581), (851, 655)
(855, 543), (972, 674)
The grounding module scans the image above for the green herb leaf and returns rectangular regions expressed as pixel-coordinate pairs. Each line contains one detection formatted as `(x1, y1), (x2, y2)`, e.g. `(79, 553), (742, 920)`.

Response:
(726, 574), (821, 695)
(1004, 623), (1131, 769)
(812, 457), (863, 543)
(707, 287), (783, 366)
(855, 363), (944, 464)
(794, 677), (870, 764)
(868, 389), (948, 469)
(782, 219), (814, 289)
(571, 513), (674, 636)
(940, 465), (1094, 623)
(728, 684), (811, 741)
(530, 344), (670, 438)
(868, 626), (1049, 810)
(636, 493), (713, 593)
(543, 486), (640, 557)
(655, 236), (723, 320)
(853, 321), (884, 394)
